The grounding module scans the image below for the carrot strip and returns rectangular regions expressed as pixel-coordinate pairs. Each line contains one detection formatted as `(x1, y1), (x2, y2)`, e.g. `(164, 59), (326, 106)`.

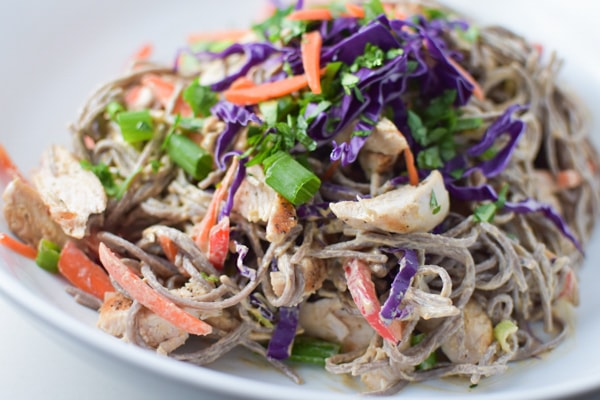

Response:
(187, 29), (251, 44)
(556, 169), (582, 190)
(301, 31), (323, 94)
(58, 241), (114, 300)
(320, 159), (340, 181)
(192, 159), (238, 253)
(287, 8), (334, 21)
(132, 43), (153, 61)
(224, 74), (309, 105)
(229, 76), (256, 90)
(403, 147), (419, 186)
(99, 243), (212, 336)
(0, 233), (37, 259)
(0, 144), (25, 184)
(207, 216), (230, 270)
(345, 3), (365, 18)
(124, 85), (144, 108)
(157, 234), (178, 262)
(141, 73), (175, 107)
(446, 57), (485, 101)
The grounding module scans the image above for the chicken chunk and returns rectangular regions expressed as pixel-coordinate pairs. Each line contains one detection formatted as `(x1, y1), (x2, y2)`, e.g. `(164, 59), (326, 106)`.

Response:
(2, 178), (69, 247)
(32, 145), (107, 239)
(233, 165), (298, 243)
(440, 299), (493, 364)
(97, 292), (189, 355)
(329, 170), (449, 234)
(359, 117), (409, 175)
(299, 297), (375, 352)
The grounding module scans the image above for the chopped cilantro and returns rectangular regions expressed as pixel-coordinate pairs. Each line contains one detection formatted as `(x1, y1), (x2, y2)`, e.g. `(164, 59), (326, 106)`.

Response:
(362, 0), (385, 22)
(473, 184), (509, 222)
(430, 190), (442, 214)
(350, 44), (386, 72)
(182, 79), (218, 117)
(80, 160), (119, 198)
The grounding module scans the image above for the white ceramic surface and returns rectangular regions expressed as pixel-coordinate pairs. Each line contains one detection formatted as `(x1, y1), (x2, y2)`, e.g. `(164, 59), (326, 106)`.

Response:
(1, 1), (599, 399)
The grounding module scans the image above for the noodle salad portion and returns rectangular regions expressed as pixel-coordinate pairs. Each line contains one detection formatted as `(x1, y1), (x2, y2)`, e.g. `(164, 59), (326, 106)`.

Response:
(1, 0), (599, 394)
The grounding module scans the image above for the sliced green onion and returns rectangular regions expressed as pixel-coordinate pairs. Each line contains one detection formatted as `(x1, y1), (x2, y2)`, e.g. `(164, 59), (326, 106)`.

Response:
(35, 239), (61, 273)
(166, 134), (213, 181)
(182, 79), (218, 117)
(410, 333), (437, 370)
(493, 320), (518, 353)
(287, 336), (340, 366)
(264, 151), (321, 206)
(106, 101), (124, 120)
(116, 110), (154, 143)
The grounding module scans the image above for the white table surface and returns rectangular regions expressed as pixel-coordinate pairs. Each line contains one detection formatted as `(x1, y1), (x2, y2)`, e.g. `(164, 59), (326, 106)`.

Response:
(1, 293), (599, 400)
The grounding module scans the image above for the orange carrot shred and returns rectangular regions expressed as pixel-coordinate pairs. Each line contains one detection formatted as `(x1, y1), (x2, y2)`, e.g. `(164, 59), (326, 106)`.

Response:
(0, 144), (25, 185)
(229, 76), (256, 90)
(158, 234), (178, 262)
(132, 43), (153, 61)
(192, 159), (239, 253)
(124, 85), (144, 108)
(99, 243), (212, 336)
(0, 233), (37, 259)
(345, 3), (366, 18)
(287, 8), (334, 21)
(224, 74), (309, 105)
(141, 73), (175, 107)
(301, 31), (323, 95)
(446, 57), (485, 101)
(397, 130), (419, 186)
(187, 29), (251, 44)
(556, 169), (582, 190)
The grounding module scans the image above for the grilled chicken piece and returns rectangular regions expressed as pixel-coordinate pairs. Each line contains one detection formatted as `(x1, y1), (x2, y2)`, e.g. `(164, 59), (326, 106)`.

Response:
(233, 165), (298, 243)
(329, 170), (449, 234)
(2, 177), (69, 247)
(32, 145), (107, 239)
(441, 299), (493, 364)
(97, 292), (189, 355)
(359, 117), (410, 175)
(299, 297), (375, 352)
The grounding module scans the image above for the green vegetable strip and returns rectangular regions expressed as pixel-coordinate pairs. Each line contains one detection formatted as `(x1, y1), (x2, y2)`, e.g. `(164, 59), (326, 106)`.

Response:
(106, 101), (124, 120)
(411, 333), (437, 370)
(264, 151), (321, 206)
(35, 239), (61, 273)
(166, 134), (213, 181)
(287, 336), (340, 365)
(117, 110), (154, 143)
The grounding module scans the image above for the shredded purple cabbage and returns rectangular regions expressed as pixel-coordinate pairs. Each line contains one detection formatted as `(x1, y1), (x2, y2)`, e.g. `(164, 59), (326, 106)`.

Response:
(380, 250), (419, 323)
(249, 294), (275, 321)
(266, 305), (299, 360)
(218, 152), (247, 221)
(233, 241), (257, 280)
(211, 101), (261, 169)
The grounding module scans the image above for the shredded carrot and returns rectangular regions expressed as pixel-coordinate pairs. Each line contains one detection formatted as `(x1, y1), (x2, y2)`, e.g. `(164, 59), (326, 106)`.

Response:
(446, 57), (485, 101)
(187, 29), (251, 44)
(207, 216), (230, 270)
(124, 85), (145, 108)
(192, 159), (239, 253)
(403, 147), (419, 186)
(301, 31), (323, 94)
(58, 241), (114, 300)
(321, 159), (340, 181)
(0, 233), (37, 259)
(83, 135), (96, 150)
(556, 169), (582, 190)
(224, 74), (309, 105)
(345, 3), (366, 18)
(229, 76), (256, 90)
(99, 243), (212, 336)
(132, 43), (153, 61)
(0, 144), (25, 184)
(141, 74), (175, 105)
(287, 8), (334, 21)
(158, 234), (178, 262)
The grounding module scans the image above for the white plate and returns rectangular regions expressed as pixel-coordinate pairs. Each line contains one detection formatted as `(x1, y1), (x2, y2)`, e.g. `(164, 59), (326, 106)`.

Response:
(1, 1), (599, 399)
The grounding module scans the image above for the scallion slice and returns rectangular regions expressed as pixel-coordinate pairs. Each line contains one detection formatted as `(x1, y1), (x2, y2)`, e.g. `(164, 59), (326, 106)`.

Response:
(117, 110), (154, 143)
(287, 336), (341, 366)
(166, 134), (213, 181)
(35, 239), (61, 273)
(263, 151), (320, 206)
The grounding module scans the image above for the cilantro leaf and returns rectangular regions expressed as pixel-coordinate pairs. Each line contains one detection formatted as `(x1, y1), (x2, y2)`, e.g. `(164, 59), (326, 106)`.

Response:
(183, 79), (218, 117)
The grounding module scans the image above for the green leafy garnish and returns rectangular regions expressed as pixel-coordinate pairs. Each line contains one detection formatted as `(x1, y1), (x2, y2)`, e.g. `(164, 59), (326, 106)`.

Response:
(411, 333), (437, 370)
(430, 190), (442, 215)
(362, 0), (385, 22)
(473, 183), (509, 222)
(183, 79), (219, 117)
(80, 160), (119, 198)
(288, 336), (341, 366)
